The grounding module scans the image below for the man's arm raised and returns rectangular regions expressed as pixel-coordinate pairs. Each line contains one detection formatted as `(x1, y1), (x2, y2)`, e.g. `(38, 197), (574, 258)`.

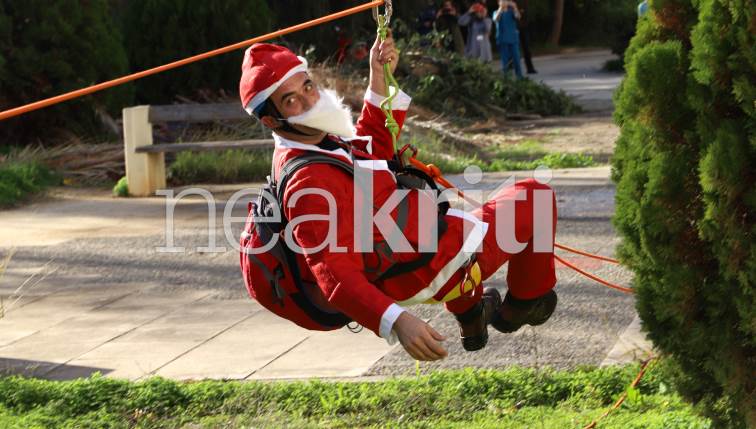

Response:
(354, 32), (412, 160)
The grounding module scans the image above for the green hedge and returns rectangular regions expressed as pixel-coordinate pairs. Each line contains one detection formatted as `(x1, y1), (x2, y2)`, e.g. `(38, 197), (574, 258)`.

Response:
(612, 0), (755, 426)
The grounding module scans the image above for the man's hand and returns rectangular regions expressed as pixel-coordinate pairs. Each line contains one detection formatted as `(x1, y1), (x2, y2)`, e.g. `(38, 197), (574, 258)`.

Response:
(393, 312), (448, 361)
(369, 32), (399, 97)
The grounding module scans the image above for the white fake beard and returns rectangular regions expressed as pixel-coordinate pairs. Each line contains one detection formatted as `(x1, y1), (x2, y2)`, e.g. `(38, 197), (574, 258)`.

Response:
(286, 89), (357, 138)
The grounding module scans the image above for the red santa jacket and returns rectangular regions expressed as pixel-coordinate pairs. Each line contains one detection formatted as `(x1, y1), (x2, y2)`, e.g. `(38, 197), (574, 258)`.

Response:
(252, 89), (488, 337)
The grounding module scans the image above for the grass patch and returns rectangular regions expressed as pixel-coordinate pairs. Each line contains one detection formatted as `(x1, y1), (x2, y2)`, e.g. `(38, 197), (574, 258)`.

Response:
(0, 161), (60, 207)
(164, 137), (595, 185)
(411, 136), (595, 174)
(0, 364), (709, 428)
(167, 149), (273, 185)
(490, 140), (549, 160)
(489, 152), (596, 172)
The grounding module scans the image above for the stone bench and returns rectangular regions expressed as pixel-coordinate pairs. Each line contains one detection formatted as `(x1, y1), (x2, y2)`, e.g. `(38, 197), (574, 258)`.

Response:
(122, 103), (273, 196)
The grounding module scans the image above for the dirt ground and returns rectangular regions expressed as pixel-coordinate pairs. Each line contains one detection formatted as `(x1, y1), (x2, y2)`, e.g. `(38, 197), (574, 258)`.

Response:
(403, 109), (619, 164)
(467, 113), (619, 162)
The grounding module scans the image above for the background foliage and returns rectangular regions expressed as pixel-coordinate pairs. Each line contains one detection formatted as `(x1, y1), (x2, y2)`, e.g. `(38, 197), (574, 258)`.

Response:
(394, 31), (580, 117)
(119, 0), (273, 104)
(0, 0), (639, 145)
(612, 0), (755, 426)
(0, 0), (131, 144)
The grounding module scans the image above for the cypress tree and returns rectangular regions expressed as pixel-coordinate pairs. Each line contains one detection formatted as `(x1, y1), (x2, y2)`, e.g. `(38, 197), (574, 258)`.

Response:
(612, 0), (754, 426)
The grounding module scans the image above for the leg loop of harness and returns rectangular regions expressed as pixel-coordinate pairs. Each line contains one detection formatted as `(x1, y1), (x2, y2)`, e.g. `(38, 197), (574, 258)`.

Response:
(424, 257), (483, 304)
(459, 257), (482, 299)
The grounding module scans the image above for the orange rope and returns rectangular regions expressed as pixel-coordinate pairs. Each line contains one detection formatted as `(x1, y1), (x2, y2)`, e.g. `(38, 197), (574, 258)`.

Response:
(583, 358), (655, 429)
(554, 254), (633, 294)
(0, 0), (385, 121)
(555, 243), (620, 264)
(407, 158), (473, 202)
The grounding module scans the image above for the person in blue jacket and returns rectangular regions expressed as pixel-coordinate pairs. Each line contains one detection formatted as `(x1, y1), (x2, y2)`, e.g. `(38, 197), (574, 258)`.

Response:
(493, 0), (523, 79)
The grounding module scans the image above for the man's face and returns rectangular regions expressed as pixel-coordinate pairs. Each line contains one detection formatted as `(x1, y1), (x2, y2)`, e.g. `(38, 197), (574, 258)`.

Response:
(261, 71), (356, 139)
(269, 72), (320, 118)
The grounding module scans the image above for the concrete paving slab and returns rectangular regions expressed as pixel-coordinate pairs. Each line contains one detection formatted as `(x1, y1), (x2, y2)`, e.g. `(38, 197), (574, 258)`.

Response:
(47, 297), (255, 380)
(50, 341), (204, 380)
(250, 326), (395, 380)
(110, 298), (253, 344)
(0, 289), (212, 377)
(601, 315), (654, 366)
(156, 310), (310, 380)
(0, 288), (137, 347)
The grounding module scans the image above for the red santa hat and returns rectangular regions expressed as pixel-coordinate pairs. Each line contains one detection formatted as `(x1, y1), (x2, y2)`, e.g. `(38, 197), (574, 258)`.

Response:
(239, 43), (309, 116)
(471, 3), (487, 14)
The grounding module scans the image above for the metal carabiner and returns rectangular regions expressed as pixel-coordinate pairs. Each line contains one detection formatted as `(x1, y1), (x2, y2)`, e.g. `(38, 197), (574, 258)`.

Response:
(372, 0), (392, 25)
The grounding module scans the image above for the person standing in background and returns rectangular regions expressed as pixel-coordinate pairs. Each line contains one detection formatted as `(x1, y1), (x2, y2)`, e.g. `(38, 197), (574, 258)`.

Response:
(493, 0), (523, 78)
(515, 0), (537, 74)
(435, 1), (465, 55)
(638, 0), (649, 18)
(458, 2), (493, 62)
(418, 0), (438, 36)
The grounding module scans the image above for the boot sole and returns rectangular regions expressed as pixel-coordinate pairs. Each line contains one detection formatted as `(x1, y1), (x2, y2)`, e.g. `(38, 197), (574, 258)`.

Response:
(491, 290), (557, 334)
(460, 288), (502, 351)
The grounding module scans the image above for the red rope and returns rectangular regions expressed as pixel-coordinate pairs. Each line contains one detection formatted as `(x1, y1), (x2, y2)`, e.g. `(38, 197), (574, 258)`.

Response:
(555, 243), (620, 264)
(583, 358), (655, 429)
(554, 254), (634, 294)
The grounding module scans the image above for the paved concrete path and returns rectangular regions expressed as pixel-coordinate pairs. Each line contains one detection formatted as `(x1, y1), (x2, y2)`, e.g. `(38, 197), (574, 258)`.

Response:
(528, 49), (622, 112)
(0, 167), (651, 381)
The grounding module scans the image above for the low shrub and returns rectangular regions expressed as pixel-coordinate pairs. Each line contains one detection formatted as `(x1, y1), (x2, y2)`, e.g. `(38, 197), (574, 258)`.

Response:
(388, 32), (581, 119)
(0, 161), (59, 207)
(112, 177), (129, 198)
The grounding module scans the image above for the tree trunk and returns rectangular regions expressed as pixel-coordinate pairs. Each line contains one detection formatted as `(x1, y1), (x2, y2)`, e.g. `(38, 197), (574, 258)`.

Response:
(548, 0), (564, 45)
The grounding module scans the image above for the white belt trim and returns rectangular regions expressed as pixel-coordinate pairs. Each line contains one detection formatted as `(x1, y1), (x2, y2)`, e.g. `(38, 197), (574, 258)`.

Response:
(354, 159), (391, 172)
(354, 160), (397, 184)
(398, 209), (489, 305)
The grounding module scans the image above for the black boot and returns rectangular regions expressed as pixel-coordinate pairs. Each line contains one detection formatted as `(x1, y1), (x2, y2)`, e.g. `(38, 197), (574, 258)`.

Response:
(454, 288), (501, 351)
(491, 289), (557, 334)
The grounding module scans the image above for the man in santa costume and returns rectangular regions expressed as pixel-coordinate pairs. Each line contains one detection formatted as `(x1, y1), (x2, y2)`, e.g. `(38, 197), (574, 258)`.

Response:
(239, 33), (558, 361)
